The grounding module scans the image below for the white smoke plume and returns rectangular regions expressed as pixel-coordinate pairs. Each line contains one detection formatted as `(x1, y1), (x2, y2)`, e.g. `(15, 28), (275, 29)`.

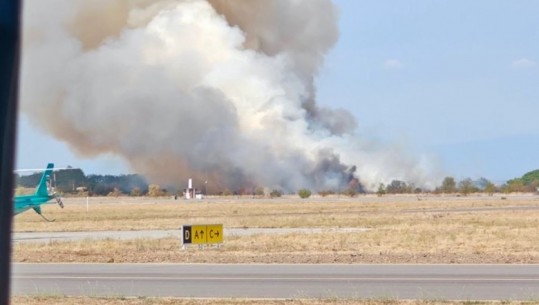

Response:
(20, 0), (438, 192)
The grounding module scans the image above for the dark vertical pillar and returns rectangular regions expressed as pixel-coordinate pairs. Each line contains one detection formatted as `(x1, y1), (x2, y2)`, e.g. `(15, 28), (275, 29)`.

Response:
(0, 0), (22, 304)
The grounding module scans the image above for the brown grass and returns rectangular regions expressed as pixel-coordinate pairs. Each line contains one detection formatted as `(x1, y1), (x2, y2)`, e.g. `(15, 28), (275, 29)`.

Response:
(10, 296), (539, 305)
(12, 194), (539, 264)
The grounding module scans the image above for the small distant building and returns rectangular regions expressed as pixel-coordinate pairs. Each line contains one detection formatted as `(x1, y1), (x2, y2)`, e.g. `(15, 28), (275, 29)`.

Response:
(184, 178), (203, 200)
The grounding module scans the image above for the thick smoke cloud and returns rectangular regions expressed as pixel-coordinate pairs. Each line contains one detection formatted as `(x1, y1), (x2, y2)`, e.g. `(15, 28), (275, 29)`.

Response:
(20, 0), (438, 192)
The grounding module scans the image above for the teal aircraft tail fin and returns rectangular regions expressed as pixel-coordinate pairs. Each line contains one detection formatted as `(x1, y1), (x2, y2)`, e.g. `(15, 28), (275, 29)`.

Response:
(35, 163), (54, 197)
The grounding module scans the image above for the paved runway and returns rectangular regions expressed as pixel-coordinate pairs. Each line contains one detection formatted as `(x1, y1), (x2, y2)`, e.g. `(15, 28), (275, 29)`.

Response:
(12, 264), (539, 300)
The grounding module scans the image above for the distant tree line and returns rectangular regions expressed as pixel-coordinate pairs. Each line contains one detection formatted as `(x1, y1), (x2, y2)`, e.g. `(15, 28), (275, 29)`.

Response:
(432, 177), (496, 196)
(86, 174), (148, 196)
(374, 169), (539, 196)
(16, 166), (87, 193)
(16, 167), (149, 196)
(317, 169), (539, 198)
(499, 169), (539, 193)
(15, 167), (539, 198)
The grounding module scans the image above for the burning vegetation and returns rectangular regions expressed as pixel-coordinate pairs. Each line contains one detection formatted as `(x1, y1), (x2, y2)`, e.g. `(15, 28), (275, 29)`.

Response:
(21, 0), (439, 193)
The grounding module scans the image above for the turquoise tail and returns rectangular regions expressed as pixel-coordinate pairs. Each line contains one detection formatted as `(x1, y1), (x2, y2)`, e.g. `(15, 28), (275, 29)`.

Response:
(35, 163), (54, 197)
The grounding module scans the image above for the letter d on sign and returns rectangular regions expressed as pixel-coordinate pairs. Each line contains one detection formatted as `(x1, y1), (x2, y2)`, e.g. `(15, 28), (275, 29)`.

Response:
(183, 225), (192, 244)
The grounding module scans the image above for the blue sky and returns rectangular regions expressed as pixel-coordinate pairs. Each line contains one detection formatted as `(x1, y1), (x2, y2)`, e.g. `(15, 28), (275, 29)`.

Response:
(316, 0), (539, 183)
(17, 0), (539, 183)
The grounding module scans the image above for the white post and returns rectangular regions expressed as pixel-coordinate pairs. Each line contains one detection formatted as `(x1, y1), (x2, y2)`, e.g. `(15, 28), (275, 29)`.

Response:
(187, 178), (193, 199)
(86, 196), (89, 212)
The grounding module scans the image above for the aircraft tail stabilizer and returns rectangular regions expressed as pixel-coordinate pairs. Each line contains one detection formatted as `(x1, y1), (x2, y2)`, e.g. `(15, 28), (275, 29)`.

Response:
(35, 163), (54, 197)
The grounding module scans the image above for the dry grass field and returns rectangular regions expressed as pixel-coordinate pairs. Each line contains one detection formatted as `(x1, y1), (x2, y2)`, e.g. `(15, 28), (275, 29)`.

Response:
(12, 194), (539, 264)
(10, 296), (539, 305)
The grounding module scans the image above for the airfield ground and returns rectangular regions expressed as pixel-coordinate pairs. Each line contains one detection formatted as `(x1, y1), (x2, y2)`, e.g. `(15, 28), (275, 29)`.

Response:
(11, 296), (539, 305)
(12, 194), (539, 264)
(11, 195), (539, 304)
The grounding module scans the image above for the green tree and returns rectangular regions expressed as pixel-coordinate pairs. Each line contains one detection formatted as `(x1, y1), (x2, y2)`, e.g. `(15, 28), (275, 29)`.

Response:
(484, 181), (496, 196)
(475, 177), (490, 190)
(528, 180), (539, 193)
(458, 178), (477, 196)
(377, 183), (386, 197)
(270, 189), (282, 198)
(521, 169), (539, 185)
(54, 168), (87, 193)
(476, 177), (496, 195)
(504, 179), (526, 193)
(440, 177), (457, 193)
(386, 180), (412, 194)
(87, 174), (148, 196)
(297, 188), (311, 199)
(501, 170), (539, 194)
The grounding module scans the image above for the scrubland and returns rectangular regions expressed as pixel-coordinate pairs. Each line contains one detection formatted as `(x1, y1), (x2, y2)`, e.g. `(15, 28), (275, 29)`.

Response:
(12, 194), (539, 263)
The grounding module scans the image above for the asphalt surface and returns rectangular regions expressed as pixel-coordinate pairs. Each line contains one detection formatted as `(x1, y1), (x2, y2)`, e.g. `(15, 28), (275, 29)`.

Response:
(11, 264), (539, 300)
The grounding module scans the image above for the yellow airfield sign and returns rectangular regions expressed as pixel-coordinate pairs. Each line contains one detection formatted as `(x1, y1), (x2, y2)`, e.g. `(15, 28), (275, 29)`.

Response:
(182, 224), (223, 245)
(191, 225), (207, 244)
(206, 224), (223, 243)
